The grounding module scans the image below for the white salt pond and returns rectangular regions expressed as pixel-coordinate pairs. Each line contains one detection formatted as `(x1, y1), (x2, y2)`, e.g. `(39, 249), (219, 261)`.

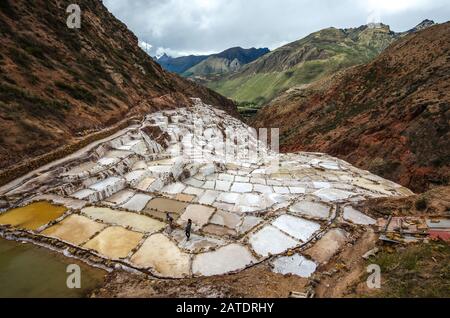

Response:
(272, 215), (321, 243)
(343, 206), (376, 225)
(289, 201), (331, 220)
(249, 226), (299, 257)
(120, 193), (153, 212)
(192, 244), (257, 276)
(0, 98), (413, 279)
(272, 254), (317, 278)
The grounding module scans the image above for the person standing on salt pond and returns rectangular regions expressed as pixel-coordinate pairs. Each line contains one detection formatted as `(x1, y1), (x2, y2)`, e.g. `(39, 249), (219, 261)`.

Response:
(185, 219), (192, 241)
(166, 212), (174, 233)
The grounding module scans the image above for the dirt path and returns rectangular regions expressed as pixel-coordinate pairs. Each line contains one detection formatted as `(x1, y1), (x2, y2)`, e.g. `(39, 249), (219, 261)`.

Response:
(314, 229), (378, 298)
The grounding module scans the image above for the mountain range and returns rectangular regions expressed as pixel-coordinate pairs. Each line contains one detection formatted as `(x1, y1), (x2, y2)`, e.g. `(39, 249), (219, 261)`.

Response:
(208, 20), (436, 111)
(157, 47), (269, 81)
(156, 53), (209, 74)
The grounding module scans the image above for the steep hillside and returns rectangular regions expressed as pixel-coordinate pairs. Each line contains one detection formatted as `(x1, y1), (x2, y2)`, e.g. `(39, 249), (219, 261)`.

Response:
(0, 0), (236, 174)
(252, 23), (450, 193)
(209, 22), (432, 108)
(156, 54), (208, 74)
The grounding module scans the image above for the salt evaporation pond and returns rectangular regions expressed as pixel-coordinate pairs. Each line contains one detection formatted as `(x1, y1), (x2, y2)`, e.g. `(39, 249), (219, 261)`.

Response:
(0, 238), (106, 298)
(0, 202), (67, 231)
(0, 99), (414, 279)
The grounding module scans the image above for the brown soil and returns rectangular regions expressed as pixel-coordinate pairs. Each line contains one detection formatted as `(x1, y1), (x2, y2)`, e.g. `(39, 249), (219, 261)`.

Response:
(91, 263), (308, 298)
(314, 229), (378, 298)
(355, 186), (450, 218)
(314, 187), (450, 298)
(0, 0), (237, 178)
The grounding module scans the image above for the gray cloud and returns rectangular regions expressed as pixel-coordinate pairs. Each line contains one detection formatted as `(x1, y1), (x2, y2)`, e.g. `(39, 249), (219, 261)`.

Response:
(103, 0), (450, 57)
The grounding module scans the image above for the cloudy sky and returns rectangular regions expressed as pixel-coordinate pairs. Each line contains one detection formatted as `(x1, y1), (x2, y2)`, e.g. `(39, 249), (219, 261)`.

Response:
(103, 0), (450, 57)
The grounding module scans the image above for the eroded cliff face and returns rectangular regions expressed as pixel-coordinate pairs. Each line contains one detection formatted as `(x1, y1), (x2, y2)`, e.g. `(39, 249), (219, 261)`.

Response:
(252, 23), (450, 193)
(0, 0), (237, 173)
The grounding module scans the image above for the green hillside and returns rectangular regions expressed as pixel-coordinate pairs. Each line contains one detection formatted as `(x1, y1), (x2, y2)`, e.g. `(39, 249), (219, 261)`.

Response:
(208, 24), (399, 107)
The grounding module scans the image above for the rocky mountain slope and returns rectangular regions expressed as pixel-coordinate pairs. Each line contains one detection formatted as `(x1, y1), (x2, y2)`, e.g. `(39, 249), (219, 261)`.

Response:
(157, 47), (269, 81)
(184, 47), (269, 78)
(209, 21), (434, 108)
(156, 53), (209, 75)
(252, 23), (450, 193)
(0, 0), (236, 175)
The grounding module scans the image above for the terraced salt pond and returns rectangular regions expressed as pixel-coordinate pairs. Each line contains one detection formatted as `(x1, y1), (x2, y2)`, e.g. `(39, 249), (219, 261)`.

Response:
(0, 202), (67, 231)
(0, 99), (414, 280)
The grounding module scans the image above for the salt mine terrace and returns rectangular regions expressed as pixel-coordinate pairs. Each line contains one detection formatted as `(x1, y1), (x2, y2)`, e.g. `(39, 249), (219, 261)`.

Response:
(0, 99), (414, 279)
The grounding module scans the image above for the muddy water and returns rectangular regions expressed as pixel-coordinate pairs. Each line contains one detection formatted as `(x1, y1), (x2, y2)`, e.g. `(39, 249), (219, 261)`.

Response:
(0, 238), (107, 298)
(146, 198), (189, 214)
(144, 198), (188, 221)
(0, 202), (67, 231)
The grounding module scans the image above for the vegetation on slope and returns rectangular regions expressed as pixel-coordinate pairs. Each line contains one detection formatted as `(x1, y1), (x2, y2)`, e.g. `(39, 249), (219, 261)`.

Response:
(0, 0), (236, 173)
(253, 23), (450, 192)
(209, 25), (399, 107)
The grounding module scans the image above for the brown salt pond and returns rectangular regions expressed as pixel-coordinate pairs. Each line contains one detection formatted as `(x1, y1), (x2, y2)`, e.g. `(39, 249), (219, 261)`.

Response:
(42, 215), (107, 246)
(0, 201), (67, 231)
(144, 198), (188, 220)
(175, 194), (195, 203)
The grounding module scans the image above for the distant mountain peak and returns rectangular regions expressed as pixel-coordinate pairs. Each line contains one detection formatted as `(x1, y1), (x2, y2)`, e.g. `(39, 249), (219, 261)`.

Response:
(365, 22), (390, 30)
(408, 19), (436, 33)
(215, 47), (270, 62)
(156, 47), (270, 77)
(157, 53), (171, 62)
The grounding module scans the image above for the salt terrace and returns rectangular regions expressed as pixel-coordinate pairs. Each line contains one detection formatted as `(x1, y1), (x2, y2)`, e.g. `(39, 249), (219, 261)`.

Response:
(0, 99), (413, 279)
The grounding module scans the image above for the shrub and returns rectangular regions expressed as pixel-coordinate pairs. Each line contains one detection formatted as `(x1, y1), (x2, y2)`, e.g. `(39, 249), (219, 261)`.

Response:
(55, 81), (97, 104)
(0, 83), (70, 119)
(0, 0), (17, 19)
(9, 47), (32, 67)
(415, 197), (428, 211)
(24, 72), (40, 85)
